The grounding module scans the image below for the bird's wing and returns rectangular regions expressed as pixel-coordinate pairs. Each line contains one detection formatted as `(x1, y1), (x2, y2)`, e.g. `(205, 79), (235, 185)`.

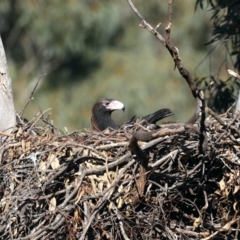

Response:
(140, 108), (173, 124)
(123, 108), (173, 129)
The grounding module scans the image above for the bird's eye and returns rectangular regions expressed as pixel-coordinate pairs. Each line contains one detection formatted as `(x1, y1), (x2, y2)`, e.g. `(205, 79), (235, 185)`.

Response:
(104, 102), (110, 106)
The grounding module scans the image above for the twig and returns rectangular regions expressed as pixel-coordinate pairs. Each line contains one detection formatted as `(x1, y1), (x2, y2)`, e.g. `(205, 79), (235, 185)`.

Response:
(126, 0), (203, 126)
(79, 159), (135, 240)
(112, 203), (131, 240)
(129, 132), (149, 199)
(26, 108), (52, 134)
(165, 0), (174, 41)
(20, 73), (47, 117)
(0, 131), (13, 137)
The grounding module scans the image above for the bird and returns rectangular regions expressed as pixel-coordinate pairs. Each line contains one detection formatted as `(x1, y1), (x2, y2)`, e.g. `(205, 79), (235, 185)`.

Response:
(91, 98), (173, 131)
(91, 98), (125, 131)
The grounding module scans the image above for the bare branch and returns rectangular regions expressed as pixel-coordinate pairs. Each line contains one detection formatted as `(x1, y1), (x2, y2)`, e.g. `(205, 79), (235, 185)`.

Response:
(20, 73), (47, 117)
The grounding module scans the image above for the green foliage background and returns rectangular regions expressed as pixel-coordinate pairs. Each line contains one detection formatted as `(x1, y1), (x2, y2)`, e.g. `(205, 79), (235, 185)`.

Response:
(0, 0), (232, 130)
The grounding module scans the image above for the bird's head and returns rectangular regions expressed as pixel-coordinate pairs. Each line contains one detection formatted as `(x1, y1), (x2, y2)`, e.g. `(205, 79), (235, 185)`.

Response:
(91, 98), (125, 131)
(93, 98), (125, 115)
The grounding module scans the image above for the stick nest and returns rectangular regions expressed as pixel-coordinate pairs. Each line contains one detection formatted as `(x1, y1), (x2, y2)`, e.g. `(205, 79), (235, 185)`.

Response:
(1, 110), (240, 240)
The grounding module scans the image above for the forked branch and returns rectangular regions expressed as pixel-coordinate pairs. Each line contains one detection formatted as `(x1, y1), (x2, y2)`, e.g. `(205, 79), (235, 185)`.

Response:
(126, 0), (204, 126)
(127, 0), (207, 157)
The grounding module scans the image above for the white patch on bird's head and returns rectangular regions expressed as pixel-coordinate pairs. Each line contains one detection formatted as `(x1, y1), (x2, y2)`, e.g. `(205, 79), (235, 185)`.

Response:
(104, 100), (125, 112)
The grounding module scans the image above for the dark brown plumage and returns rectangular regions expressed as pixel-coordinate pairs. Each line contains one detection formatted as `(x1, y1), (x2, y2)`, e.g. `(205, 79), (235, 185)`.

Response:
(91, 98), (173, 131)
(91, 98), (125, 131)
(125, 108), (173, 128)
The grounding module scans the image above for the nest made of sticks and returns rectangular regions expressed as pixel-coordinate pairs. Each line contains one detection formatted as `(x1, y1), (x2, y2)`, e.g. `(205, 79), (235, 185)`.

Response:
(0, 109), (240, 240)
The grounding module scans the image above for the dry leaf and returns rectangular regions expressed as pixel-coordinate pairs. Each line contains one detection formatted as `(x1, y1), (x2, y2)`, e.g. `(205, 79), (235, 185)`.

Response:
(51, 141), (60, 147)
(108, 202), (113, 210)
(8, 148), (14, 160)
(73, 208), (81, 223)
(13, 227), (18, 236)
(219, 179), (226, 191)
(3, 200), (9, 213)
(75, 188), (85, 204)
(233, 185), (240, 195)
(50, 154), (60, 169)
(118, 185), (124, 193)
(82, 149), (89, 156)
(49, 197), (56, 211)
(117, 197), (124, 208)
(224, 187), (230, 197)
(38, 160), (47, 170)
(193, 216), (202, 230)
(98, 181), (104, 193)
(214, 190), (221, 195)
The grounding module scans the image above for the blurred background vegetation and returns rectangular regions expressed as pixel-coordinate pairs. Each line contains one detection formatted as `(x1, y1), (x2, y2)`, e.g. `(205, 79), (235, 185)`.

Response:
(0, 0), (239, 131)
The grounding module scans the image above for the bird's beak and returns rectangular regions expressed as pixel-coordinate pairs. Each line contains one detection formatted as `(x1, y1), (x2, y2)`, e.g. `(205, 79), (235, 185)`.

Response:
(107, 100), (125, 112)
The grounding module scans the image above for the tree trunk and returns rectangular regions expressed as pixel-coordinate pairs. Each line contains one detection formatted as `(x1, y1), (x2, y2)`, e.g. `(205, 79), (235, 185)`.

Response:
(235, 91), (240, 113)
(0, 36), (16, 133)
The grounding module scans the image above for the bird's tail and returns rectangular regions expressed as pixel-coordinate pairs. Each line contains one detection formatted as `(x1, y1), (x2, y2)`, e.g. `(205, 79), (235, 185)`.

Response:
(124, 108), (174, 128)
(141, 108), (173, 124)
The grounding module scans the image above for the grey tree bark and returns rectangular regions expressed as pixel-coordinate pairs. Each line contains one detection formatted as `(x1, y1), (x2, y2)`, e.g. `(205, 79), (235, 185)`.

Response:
(0, 36), (16, 133)
(228, 70), (240, 114)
